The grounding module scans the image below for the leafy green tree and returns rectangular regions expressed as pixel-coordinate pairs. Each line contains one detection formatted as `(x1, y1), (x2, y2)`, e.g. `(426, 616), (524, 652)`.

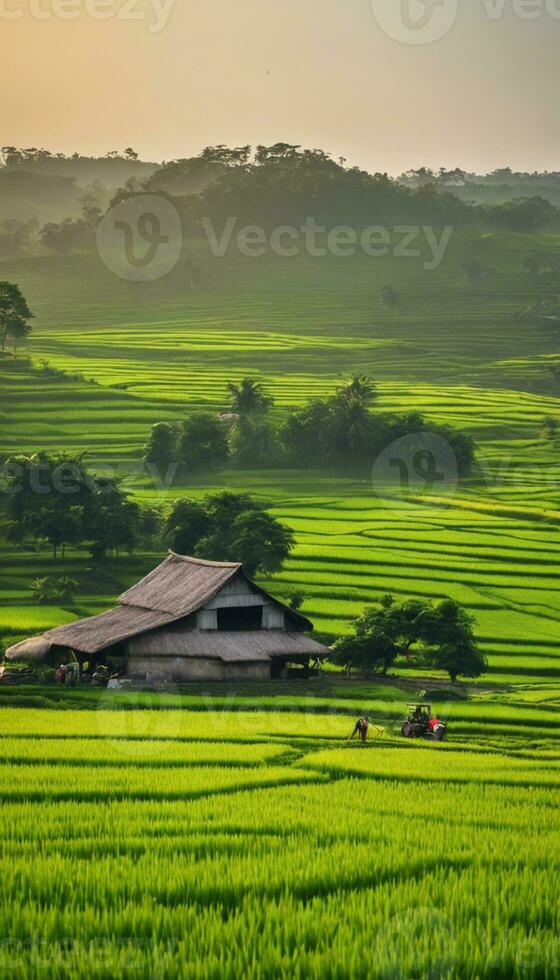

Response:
(39, 206), (101, 256)
(389, 412), (476, 478)
(418, 599), (487, 683)
(280, 401), (332, 466)
(333, 630), (398, 676)
(164, 491), (293, 576)
(3, 453), (90, 557)
(164, 498), (212, 555)
(204, 509), (294, 577)
(334, 598), (431, 674)
(281, 377), (381, 470)
(0, 219), (37, 260)
(0, 282), (33, 352)
(484, 196), (557, 233)
(85, 478), (148, 559)
(255, 143), (302, 164)
(143, 422), (178, 479)
(229, 418), (280, 467)
(204, 491), (258, 530)
(334, 596), (486, 682)
(35, 501), (84, 560)
(2, 452), (157, 560)
(542, 416), (559, 440)
(138, 506), (162, 545)
(178, 413), (229, 473)
(199, 144), (251, 167)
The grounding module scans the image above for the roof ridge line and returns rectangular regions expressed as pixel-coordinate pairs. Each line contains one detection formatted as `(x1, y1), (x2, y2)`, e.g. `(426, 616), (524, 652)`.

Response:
(167, 551), (241, 568)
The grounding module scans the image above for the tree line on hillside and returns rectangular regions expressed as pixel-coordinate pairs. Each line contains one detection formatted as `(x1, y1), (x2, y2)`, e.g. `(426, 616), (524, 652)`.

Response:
(0, 452), (294, 576)
(128, 145), (560, 235)
(7, 143), (560, 257)
(143, 376), (476, 479)
(399, 166), (560, 207)
(0, 147), (152, 232)
(1, 454), (160, 560)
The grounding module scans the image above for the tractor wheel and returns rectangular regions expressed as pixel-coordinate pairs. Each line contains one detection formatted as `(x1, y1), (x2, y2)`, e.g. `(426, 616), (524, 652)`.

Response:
(401, 721), (413, 738)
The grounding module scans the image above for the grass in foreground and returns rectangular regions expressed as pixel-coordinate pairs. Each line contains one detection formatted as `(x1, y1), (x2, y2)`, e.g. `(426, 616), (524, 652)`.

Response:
(0, 703), (558, 978)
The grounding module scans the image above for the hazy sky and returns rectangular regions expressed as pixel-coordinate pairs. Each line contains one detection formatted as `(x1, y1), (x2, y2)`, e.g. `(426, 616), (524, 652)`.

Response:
(2, 0), (559, 174)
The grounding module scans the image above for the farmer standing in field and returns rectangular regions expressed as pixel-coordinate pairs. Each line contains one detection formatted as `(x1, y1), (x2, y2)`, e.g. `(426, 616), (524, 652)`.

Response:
(349, 717), (370, 742)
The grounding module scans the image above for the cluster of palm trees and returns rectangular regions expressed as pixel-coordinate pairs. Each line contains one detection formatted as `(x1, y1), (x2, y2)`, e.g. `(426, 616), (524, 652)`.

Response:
(227, 374), (375, 418)
(226, 374), (379, 469)
(144, 372), (474, 477)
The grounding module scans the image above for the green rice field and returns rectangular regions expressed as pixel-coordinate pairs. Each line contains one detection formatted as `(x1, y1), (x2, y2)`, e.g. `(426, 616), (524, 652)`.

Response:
(0, 701), (558, 978)
(1, 228), (560, 683)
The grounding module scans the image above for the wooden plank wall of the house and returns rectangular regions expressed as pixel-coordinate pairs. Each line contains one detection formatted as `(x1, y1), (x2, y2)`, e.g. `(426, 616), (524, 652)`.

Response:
(200, 577), (285, 629)
(125, 655), (271, 682)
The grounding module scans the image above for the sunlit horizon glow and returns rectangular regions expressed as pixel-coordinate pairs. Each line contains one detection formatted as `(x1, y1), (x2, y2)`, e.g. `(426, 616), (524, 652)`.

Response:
(1, 0), (559, 174)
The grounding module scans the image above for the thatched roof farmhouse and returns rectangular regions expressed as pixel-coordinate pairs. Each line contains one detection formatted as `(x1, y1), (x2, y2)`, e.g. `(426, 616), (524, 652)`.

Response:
(6, 553), (330, 681)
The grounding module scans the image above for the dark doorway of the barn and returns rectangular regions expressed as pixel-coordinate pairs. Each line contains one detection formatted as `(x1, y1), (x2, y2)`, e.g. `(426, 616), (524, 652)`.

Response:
(217, 606), (263, 631)
(270, 657), (288, 679)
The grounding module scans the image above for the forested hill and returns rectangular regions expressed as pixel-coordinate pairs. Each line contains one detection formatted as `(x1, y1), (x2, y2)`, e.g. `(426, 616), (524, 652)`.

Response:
(2, 144), (560, 234)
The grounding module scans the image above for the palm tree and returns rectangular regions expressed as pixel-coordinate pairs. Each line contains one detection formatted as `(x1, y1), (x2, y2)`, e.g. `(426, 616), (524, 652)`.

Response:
(328, 392), (374, 467)
(336, 374), (377, 407)
(227, 378), (273, 418)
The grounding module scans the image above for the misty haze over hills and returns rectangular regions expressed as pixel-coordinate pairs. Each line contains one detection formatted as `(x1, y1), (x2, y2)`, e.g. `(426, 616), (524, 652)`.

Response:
(2, 144), (560, 258)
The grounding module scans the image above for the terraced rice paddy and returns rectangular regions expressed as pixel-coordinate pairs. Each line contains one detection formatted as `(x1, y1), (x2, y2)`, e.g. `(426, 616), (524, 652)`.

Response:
(0, 704), (558, 978)
(1, 229), (560, 681)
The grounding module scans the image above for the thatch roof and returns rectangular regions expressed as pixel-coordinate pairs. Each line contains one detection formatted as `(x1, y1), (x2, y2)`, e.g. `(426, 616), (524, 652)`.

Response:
(119, 552), (313, 630)
(4, 636), (52, 664)
(5, 606), (175, 660)
(5, 553), (323, 661)
(129, 629), (329, 662)
(119, 553), (241, 617)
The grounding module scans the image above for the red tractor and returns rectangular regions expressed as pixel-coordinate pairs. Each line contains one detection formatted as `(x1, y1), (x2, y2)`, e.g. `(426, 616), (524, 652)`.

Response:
(401, 703), (447, 741)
